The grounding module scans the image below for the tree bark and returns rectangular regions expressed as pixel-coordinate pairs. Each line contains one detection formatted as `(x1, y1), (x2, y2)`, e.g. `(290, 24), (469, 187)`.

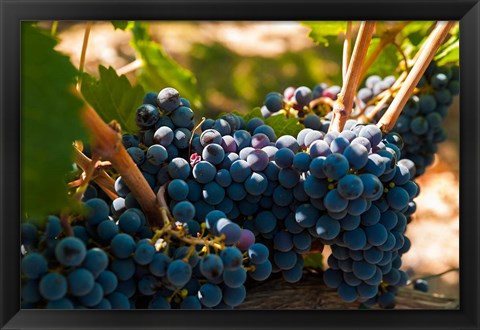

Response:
(240, 273), (459, 310)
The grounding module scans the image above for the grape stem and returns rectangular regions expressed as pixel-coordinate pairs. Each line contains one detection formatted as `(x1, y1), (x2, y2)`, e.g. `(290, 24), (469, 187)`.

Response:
(377, 21), (455, 132)
(59, 213), (73, 237)
(407, 268), (459, 286)
(72, 145), (118, 200)
(359, 21), (411, 82)
(80, 103), (164, 227)
(356, 71), (408, 122)
(73, 153), (100, 201)
(342, 21), (353, 81)
(308, 96), (335, 110)
(116, 59), (143, 76)
(76, 21), (93, 91)
(50, 21), (59, 36)
(329, 21), (375, 133)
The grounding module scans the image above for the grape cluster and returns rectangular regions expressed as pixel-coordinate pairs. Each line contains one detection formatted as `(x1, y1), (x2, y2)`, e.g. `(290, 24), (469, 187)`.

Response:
(262, 62), (459, 178)
(390, 63), (459, 176)
(22, 86), (419, 310)
(21, 88), (272, 310)
(21, 198), (269, 309)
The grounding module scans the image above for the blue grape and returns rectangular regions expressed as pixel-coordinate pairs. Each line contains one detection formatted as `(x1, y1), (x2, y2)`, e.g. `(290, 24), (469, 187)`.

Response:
(198, 283), (222, 308)
(180, 296), (202, 309)
(157, 87), (180, 113)
(244, 172), (268, 196)
(167, 158), (190, 180)
(315, 215), (341, 240)
(230, 160), (252, 183)
(21, 253), (48, 279)
(154, 126), (174, 146)
(215, 218), (241, 245)
(84, 198), (110, 225)
(254, 211), (277, 234)
(337, 174), (364, 200)
(110, 233), (136, 259)
(322, 154), (349, 180)
(295, 203), (320, 228)
(324, 189), (348, 213)
(39, 273), (67, 301)
(200, 254), (224, 280)
(246, 149), (269, 172)
(220, 247), (243, 270)
(343, 227), (367, 250)
(202, 182), (225, 205)
(387, 187), (410, 210)
(82, 248), (108, 277)
(202, 143), (225, 165)
(55, 237), (87, 266)
(67, 268), (95, 297)
(338, 283), (358, 303)
(249, 260), (272, 281)
(136, 104), (159, 128)
(126, 147), (145, 165)
(167, 260), (192, 288)
(172, 200), (196, 222)
(223, 285), (246, 307)
(171, 106), (194, 128)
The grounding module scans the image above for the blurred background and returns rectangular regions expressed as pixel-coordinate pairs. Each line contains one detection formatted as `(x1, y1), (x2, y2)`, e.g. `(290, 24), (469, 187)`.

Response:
(42, 21), (459, 299)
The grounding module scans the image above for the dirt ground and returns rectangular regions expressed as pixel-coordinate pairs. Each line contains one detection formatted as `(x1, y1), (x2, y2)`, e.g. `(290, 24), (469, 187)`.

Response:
(51, 21), (460, 299)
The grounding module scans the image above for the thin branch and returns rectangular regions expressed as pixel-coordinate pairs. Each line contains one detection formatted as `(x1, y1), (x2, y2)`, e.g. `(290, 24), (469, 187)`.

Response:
(407, 268), (459, 285)
(73, 146), (118, 200)
(80, 104), (164, 227)
(329, 21), (375, 133)
(393, 41), (410, 72)
(356, 71), (408, 122)
(377, 21), (455, 132)
(50, 21), (59, 36)
(76, 21), (93, 91)
(116, 59), (143, 76)
(73, 154), (100, 201)
(359, 21), (411, 82)
(59, 213), (73, 237)
(342, 21), (353, 81)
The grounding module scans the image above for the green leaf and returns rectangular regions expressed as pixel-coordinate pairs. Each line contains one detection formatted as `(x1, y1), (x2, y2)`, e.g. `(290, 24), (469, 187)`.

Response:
(364, 38), (399, 78)
(241, 107), (263, 123)
(434, 24), (459, 65)
(131, 22), (202, 109)
(301, 21), (347, 46)
(264, 113), (304, 138)
(402, 21), (434, 46)
(81, 66), (145, 133)
(111, 21), (131, 31)
(303, 252), (323, 270)
(22, 23), (87, 217)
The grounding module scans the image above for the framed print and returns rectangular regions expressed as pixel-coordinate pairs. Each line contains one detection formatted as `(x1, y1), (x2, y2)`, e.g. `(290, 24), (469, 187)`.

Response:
(1, 0), (479, 329)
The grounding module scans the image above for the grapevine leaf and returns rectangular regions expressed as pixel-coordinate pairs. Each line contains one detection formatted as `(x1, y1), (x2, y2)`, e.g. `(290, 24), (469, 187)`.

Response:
(131, 22), (202, 109)
(301, 21), (347, 47)
(81, 66), (144, 133)
(402, 21), (434, 46)
(111, 21), (131, 31)
(303, 252), (323, 270)
(435, 39), (459, 65)
(264, 113), (304, 138)
(434, 24), (459, 65)
(241, 107), (263, 123)
(22, 23), (87, 217)
(364, 38), (399, 78)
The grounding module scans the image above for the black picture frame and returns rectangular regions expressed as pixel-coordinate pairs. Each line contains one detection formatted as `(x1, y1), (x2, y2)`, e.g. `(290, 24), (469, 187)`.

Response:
(1, 0), (479, 329)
